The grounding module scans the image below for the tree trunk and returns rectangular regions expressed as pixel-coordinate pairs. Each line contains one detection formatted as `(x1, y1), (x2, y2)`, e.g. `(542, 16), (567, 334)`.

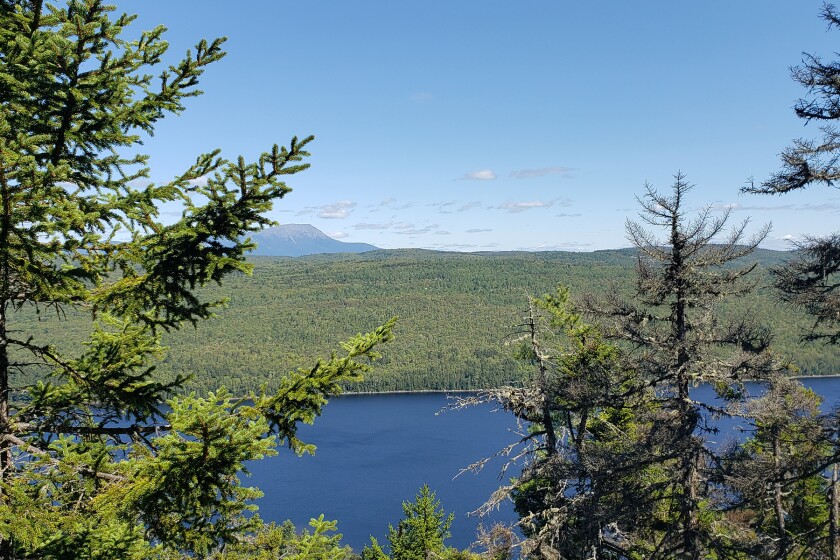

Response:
(528, 301), (557, 456)
(0, 164), (12, 560)
(773, 428), (787, 559)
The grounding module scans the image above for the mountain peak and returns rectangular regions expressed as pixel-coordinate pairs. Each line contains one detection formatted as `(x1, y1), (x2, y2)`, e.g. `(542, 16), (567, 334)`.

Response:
(248, 224), (377, 257)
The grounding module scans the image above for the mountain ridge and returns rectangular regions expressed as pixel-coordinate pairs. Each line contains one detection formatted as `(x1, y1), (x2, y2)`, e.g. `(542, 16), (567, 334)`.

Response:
(247, 224), (378, 257)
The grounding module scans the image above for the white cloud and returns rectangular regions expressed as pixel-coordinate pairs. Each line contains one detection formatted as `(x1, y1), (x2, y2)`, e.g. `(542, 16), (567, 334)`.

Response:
(712, 201), (840, 213)
(296, 201), (357, 219)
(187, 175), (210, 187)
(509, 166), (574, 180)
(431, 242), (501, 251)
(799, 202), (840, 212)
(499, 200), (553, 213)
(709, 202), (740, 211)
(353, 222), (393, 230)
(394, 224), (439, 235)
(328, 231), (349, 239)
(775, 234), (801, 244)
(351, 221), (441, 236)
(522, 241), (593, 251)
(318, 200), (356, 219)
(458, 201), (483, 212)
(467, 228), (493, 233)
(460, 169), (497, 181)
(372, 197), (414, 211)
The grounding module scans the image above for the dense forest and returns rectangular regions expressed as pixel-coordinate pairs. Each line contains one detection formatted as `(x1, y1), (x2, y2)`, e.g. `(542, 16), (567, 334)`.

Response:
(12, 247), (839, 394)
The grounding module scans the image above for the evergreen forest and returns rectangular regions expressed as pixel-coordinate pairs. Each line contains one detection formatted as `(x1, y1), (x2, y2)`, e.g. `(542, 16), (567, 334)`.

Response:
(5, 1), (840, 559)
(11, 248), (840, 395)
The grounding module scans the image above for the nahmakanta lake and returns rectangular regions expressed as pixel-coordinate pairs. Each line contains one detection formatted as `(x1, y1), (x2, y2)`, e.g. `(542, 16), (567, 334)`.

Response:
(246, 379), (840, 553)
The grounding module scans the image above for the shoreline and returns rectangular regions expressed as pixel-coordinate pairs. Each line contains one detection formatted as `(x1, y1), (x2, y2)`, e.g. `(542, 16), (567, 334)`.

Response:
(334, 374), (840, 396)
(338, 389), (484, 397)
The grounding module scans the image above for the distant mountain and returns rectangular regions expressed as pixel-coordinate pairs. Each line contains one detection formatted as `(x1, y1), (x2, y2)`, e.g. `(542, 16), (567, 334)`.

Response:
(246, 224), (378, 257)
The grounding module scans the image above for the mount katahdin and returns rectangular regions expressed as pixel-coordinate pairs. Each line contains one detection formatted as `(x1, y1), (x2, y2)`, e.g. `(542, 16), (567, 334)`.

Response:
(246, 224), (378, 257)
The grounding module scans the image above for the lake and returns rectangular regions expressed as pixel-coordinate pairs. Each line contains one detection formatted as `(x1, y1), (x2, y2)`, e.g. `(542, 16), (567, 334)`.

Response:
(246, 378), (840, 553)
(247, 392), (520, 552)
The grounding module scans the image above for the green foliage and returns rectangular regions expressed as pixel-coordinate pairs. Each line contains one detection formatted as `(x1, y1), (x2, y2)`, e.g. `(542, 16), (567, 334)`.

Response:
(0, 1), (394, 557)
(388, 485), (453, 560)
(12, 249), (839, 396)
(215, 517), (355, 560)
(724, 376), (832, 557)
(363, 485), (474, 560)
(483, 178), (840, 559)
(471, 285), (654, 559)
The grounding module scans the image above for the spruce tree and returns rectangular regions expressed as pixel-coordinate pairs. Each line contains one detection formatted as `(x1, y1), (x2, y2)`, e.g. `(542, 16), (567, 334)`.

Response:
(362, 485), (462, 560)
(585, 174), (774, 558)
(0, 1), (394, 557)
(724, 375), (830, 559)
(458, 286), (654, 559)
(741, 6), (840, 554)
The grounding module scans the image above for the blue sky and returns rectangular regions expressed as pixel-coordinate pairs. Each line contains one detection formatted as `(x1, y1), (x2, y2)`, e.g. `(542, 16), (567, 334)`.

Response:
(120, 1), (839, 251)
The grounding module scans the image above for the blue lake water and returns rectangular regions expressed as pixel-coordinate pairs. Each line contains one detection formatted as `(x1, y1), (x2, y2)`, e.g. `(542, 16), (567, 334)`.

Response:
(245, 379), (840, 553)
(247, 392), (520, 552)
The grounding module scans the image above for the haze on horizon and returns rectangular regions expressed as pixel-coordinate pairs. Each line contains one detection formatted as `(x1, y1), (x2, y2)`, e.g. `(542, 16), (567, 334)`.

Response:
(121, 1), (839, 252)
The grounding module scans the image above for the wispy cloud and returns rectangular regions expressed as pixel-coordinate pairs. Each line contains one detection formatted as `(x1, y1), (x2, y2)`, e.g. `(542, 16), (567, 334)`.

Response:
(353, 222), (393, 230)
(297, 200), (357, 219)
(556, 212), (582, 218)
(319, 201), (356, 219)
(799, 202), (840, 212)
(327, 231), (349, 239)
(521, 241), (593, 251)
(467, 228), (493, 233)
(431, 242), (501, 251)
(458, 201), (483, 212)
(713, 201), (840, 213)
(429, 201), (456, 211)
(498, 200), (556, 213)
(460, 169), (497, 181)
(373, 197), (414, 210)
(352, 221), (441, 236)
(509, 166), (574, 180)
(393, 223), (439, 235)
(430, 200), (485, 214)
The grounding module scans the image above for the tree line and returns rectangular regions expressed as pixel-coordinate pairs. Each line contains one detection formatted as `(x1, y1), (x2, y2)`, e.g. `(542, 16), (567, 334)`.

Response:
(9, 248), (840, 395)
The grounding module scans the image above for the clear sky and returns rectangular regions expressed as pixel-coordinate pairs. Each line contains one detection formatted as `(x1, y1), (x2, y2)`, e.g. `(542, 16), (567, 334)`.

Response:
(117, 1), (839, 251)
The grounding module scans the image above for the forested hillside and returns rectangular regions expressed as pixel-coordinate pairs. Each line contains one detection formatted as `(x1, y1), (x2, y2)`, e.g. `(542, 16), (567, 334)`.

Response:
(14, 248), (839, 394)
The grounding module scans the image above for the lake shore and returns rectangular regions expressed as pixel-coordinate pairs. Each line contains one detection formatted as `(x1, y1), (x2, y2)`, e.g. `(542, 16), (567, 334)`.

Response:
(336, 374), (840, 396)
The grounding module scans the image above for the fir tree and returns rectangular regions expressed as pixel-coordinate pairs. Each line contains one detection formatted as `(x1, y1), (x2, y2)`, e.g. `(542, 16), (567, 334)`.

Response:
(362, 485), (464, 560)
(0, 1), (394, 557)
(457, 286), (653, 559)
(585, 174), (774, 558)
(724, 375), (830, 559)
(741, 5), (840, 554)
